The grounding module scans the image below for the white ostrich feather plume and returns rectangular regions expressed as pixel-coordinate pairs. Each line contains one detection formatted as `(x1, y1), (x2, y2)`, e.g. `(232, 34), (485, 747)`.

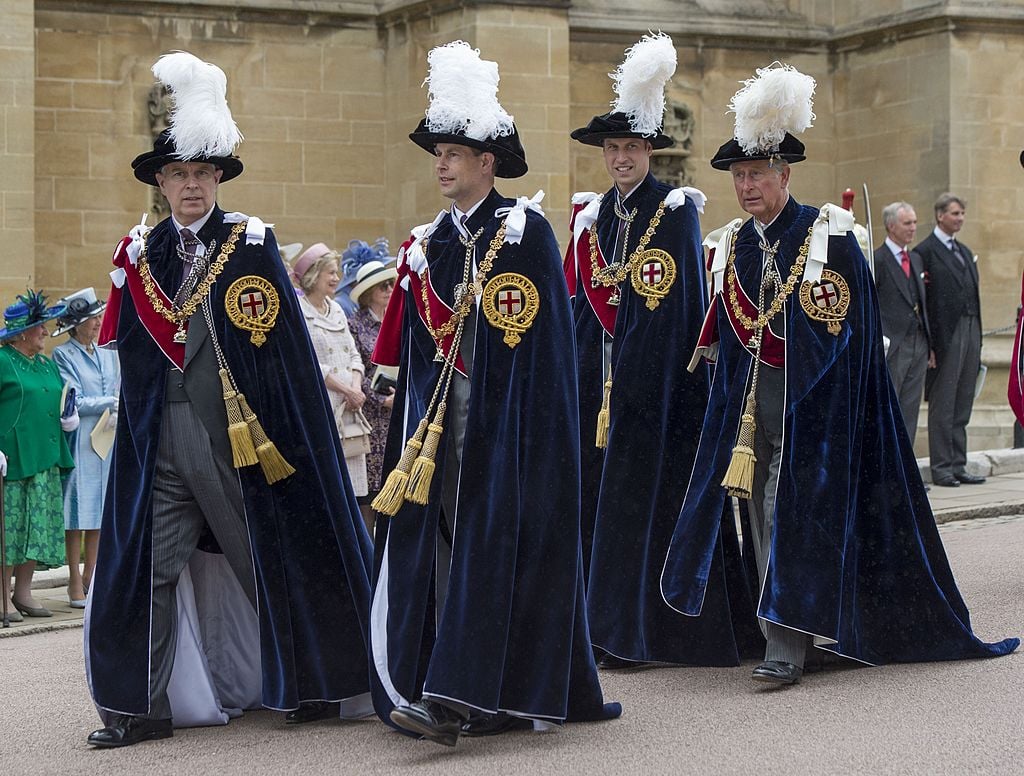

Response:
(729, 63), (815, 155)
(152, 51), (242, 160)
(423, 41), (514, 141)
(610, 32), (677, 136)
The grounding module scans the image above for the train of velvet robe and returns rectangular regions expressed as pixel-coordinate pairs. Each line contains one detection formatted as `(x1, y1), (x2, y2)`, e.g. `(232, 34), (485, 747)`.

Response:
(370, 189), (619, 726)
(661, 196), (1019, 665)
(583, 174), (762, 665)
(89, 206), (374, 716)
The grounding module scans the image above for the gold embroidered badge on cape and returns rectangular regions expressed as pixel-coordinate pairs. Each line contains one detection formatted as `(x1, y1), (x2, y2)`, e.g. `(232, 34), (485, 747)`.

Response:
(482, 272), (539, 348)
(225, 275), (280, 346)
(798, 268), (849, 336)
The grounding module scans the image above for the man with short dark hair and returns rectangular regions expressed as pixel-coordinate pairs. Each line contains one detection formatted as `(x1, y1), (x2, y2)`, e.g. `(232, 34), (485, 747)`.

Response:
(369, 41), (618, 747)
(913, 192), (984, 487)
(87, 52), (373, 748)
(874, 201), (931, 444)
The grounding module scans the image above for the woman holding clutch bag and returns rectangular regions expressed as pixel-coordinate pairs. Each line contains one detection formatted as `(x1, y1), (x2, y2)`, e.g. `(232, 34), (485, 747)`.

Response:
(52, 288), (119, 608)
(292, 244), (369, 498)
(0, 290), (78, 621)
(348, 257), (398, 535)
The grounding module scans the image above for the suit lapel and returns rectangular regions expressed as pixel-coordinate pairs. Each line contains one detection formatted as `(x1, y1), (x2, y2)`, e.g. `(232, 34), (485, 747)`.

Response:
(879, 247), (915, 306)
(931, 235), (967, 290)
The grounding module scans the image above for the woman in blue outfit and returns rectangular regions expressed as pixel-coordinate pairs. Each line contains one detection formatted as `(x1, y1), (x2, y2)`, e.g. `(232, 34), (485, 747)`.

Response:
(52, 288), (119, 608)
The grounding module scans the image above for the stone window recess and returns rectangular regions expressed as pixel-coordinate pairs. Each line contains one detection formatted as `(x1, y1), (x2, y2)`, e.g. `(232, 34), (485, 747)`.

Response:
(147, 84), (172, 221)
(651, 99), (695, 189)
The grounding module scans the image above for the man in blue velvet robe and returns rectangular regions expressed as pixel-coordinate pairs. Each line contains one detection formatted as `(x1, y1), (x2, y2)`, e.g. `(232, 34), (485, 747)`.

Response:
(661, 119), (1018, 685)
(87, 58), (372, 748)
(567, 100), (761, 670)
(368, 41), (619, 747)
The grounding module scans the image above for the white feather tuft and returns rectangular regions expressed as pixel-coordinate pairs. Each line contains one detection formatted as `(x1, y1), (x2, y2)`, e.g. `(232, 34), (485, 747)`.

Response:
(152, 51), (242, 160)
(729, 63), (815, 155)
(610, 32), (677, 136)
(423, 41), (514, 142)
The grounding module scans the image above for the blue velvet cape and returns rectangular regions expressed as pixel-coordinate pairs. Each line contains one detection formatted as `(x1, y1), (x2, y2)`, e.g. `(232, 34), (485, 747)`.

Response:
(585, 174), (762, 665)
(89, 206), (374, 714)
(370, 189), (619, 725)
(662, 196), (1019, 664)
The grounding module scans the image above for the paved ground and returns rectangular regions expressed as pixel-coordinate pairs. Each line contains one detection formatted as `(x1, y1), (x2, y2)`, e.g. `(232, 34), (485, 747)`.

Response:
(1, 515), (1022, 775)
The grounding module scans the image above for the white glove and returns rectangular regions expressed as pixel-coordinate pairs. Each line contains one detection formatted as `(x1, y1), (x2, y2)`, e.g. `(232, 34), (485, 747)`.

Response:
(105, 411), (118, 431)
(0, 450), (7, 477)
(61, 408), (80, 433)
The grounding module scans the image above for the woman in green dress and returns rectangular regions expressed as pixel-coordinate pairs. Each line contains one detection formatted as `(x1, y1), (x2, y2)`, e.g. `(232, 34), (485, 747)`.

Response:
(0, 290), (77, 622)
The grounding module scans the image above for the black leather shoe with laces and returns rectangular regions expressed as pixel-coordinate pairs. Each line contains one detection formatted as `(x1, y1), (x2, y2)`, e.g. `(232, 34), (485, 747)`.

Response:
(87, 715), (173, 748)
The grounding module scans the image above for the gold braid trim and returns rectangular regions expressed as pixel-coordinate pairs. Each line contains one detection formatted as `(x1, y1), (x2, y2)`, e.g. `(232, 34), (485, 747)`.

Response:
(588, 200), (667, 288)
(138, 221), (245, 326)
(419, 221), (508, 342)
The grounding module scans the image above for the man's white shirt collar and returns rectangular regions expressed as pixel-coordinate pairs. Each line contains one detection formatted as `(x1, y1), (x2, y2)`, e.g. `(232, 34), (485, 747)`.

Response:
(933, 225), (956, 248)
(172, 206), (215, 247)
(453, 197), (486, 237)
(885, 236), (907, 260)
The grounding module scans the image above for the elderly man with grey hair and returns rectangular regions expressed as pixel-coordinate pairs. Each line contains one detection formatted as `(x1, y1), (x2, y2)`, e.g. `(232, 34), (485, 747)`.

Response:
(872, 201), (932, 446)
(913, 193), (985, 487)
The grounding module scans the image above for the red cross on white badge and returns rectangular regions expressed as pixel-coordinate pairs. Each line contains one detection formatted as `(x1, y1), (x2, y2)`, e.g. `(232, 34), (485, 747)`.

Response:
(812, 282), (838, 309)
(497, 288), (523, 315)
(642, 261), (663, 285)
(240, 291), (267, 318)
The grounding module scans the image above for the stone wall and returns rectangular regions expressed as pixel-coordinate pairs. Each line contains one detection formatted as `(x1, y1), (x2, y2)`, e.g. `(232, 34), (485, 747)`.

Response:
(0, 0), (35, 307)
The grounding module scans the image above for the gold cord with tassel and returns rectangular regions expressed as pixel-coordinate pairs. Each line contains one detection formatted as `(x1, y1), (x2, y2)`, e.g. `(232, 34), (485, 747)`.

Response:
(596, 365), (612, 449)
(721, 388), (758, 498)
(372, 418), (428, 515)
(237, 393), (296, 484)
(220, 368), (258, 467)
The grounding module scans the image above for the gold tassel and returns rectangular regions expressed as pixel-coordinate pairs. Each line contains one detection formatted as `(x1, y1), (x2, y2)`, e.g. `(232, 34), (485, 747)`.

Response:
(595, 367), (612, 449)
(371, 418), (429, 516)
(220, 368), (258, 468)
(237, 393), (296, 484)
(721, 392), (758, 499)
(406, 401), (447, 505)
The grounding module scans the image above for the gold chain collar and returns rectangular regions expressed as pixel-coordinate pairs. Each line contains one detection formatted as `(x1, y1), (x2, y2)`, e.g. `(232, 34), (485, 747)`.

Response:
(420, 221), (509, 341)
(138, 221), (245, 326)
(588, 199), (668, 288)
(725, 224), (813, 335)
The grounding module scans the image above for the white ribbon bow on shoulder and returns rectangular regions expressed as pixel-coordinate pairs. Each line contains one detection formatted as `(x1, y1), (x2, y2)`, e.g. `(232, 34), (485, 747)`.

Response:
(705, 218), (744, 296)
(400, 210), (447, 289)
(496, 190), (546, 245)
(112, 213), (152, 288)
(573, 194), (604, 247)
(665, 186), (708, 214)
(223, 212), (274, 246)
(805, 203), (854, 283)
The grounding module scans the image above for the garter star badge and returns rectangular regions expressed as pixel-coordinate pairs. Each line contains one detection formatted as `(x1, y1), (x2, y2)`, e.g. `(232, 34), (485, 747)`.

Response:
(482, 272), (539, 348)
(226, 275), (279, 346)
(630, 248), (676, 310)
(799, 269), (849, 336)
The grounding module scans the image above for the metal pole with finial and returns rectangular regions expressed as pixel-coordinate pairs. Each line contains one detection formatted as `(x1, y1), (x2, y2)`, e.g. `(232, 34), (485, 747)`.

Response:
(1, 472), (10, 628)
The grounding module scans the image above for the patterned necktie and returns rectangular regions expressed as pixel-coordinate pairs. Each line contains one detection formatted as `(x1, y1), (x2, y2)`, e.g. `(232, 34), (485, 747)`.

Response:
(900, 248), (911, 278)
(176, 227), (201, 300)
(950, 238), (965, 266)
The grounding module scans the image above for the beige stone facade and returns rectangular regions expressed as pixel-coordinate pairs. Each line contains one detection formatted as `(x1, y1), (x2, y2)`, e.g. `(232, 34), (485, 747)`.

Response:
(7, 0), (1024, 450)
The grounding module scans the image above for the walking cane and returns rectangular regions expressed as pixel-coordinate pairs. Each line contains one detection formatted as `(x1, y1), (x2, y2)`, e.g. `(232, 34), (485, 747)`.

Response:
(1, 472), (9, 628)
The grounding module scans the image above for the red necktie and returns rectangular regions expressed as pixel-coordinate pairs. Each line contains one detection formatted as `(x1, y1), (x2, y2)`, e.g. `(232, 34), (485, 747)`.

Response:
(900, 248), (911, 278)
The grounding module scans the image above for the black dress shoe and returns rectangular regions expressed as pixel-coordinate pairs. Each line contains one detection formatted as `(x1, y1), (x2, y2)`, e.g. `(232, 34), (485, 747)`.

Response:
(461, 712), (533, 737)
(597, 653), (649, 670)
(932, 476), (960, 488)
(954, 472), (986, 485)
(285, 701), (340, 724)
(751, 660), (803, 685)
(390, 700), (465, 747)
(87, 715), (173, 748)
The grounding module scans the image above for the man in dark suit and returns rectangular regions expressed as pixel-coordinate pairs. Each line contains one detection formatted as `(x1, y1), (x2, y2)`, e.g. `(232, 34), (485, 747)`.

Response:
(873, 202), (932, 445)
(914, 192), (985, 487)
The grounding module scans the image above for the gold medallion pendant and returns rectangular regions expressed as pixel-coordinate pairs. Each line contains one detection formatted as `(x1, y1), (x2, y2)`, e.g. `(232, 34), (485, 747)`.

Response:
(630, 248), (676, 310)
(799, 269), (850, 335)
(225, 275), (280, 346)
(482, 272), (539, 348)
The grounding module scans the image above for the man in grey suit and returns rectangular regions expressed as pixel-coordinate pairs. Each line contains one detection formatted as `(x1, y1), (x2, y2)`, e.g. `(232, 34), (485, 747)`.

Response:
(913, 192), (985, 487)
(873, 202), (932, 445)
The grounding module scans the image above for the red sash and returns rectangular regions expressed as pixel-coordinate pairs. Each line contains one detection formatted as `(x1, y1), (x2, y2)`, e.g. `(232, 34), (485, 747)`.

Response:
(98, 235), (186, 370)
(721, 265), (785, 368)
(566, 203), (618, 337)
(372, 234), (467, 374)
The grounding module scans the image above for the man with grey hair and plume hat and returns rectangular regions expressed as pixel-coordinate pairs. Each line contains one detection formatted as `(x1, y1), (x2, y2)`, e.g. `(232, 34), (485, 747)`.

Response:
(87, 52), (373, 748)
(661, 64), (1017, 687)
(369, 40), (620, 747)
(566, 32), (761, 670)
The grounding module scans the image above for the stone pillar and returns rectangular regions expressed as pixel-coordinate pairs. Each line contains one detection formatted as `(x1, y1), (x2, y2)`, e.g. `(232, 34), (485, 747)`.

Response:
(0, 0), (34, 305)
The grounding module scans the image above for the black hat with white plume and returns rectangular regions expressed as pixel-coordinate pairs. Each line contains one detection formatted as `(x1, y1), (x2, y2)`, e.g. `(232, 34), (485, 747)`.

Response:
(571, 33), (677, 150)
(710, 63), (815, 170)
(408, 41), (528, 179)
(131, 52), (244, 185)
